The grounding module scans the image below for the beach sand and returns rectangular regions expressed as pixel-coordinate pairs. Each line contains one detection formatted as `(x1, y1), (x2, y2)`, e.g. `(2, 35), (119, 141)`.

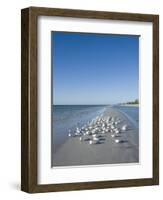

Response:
(52, 107), (139, 167)
(120, 104), (139, 107)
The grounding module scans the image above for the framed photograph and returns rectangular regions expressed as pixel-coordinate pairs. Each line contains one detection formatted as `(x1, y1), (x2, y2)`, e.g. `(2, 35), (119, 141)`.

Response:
(21, 7), (159, 193)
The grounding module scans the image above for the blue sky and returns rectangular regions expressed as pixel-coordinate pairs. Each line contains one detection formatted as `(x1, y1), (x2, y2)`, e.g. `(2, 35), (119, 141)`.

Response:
(52, 32), (139, 105)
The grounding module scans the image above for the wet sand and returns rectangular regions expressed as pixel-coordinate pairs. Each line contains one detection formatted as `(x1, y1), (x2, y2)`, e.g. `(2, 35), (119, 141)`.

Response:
(119, 104), (139, 107)
(52, 107), (139, 167)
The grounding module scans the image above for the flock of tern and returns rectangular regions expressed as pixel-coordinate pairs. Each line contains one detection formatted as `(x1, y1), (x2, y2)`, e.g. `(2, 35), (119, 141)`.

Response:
(68, 114), (128, 145)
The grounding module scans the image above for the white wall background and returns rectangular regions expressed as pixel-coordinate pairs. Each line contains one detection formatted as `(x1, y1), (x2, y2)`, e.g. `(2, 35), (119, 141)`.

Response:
(0, 0), (162, 199)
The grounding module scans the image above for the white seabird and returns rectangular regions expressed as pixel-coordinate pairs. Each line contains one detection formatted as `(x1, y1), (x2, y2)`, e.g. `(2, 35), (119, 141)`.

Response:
(89, 139), (99, 144)
(121, 124), (127, 131)
(115, 139), (120, 143)
(68, 129), (72, 137)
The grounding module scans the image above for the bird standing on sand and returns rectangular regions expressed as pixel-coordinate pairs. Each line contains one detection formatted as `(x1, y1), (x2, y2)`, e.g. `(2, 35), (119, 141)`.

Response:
(68, 129), (71, 137)
(115, 139), (120, 143)
(121, 124), (127, 131)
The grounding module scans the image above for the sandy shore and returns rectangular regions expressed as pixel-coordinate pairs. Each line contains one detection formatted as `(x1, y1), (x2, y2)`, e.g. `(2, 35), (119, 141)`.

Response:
(52, 106), (139, 167)
(119, 104), (139, 107)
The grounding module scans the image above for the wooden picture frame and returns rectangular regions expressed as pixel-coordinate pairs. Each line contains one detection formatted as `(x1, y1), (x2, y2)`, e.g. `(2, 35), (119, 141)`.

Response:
(21, 7), (159, 193)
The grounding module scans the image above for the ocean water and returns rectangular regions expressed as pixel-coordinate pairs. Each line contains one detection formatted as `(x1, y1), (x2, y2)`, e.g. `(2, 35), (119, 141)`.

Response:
(114, 106), (139, 128)
(52, 105), (139, 153)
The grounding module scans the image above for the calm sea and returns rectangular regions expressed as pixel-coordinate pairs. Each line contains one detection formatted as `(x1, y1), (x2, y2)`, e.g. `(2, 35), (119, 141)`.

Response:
(114, 105), (139, 128)
(52, 105), (139, 152)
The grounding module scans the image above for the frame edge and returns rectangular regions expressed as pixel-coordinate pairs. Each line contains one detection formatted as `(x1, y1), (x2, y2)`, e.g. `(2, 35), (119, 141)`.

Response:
(152, 15), (159, 185)
(21, 7), (38, 193)
(21, 7), (30, 193)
